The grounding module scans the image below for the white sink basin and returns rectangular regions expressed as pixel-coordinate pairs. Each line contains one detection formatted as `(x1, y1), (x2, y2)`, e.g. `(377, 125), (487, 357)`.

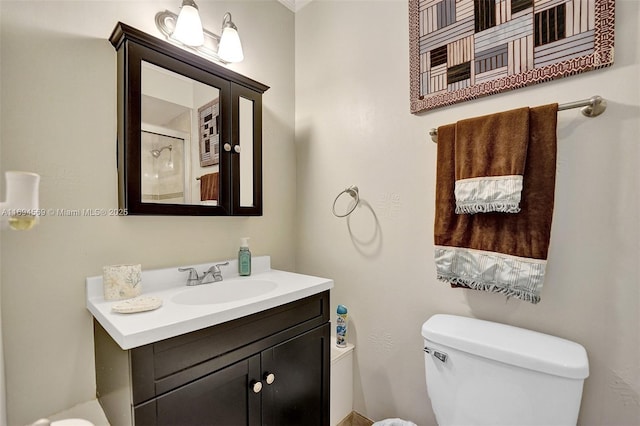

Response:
(87, 256), (334, 349)
(171, 279), (278, 305)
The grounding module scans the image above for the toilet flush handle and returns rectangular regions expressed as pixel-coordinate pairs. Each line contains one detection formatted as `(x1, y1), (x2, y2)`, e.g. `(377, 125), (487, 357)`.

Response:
(424, 346), (448, 363)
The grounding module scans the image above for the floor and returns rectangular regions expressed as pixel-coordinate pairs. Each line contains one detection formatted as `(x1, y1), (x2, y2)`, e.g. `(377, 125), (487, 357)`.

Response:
(45, 400), (110, 426)
(43, 400), (377, 426)
(337, 411), (374, 426)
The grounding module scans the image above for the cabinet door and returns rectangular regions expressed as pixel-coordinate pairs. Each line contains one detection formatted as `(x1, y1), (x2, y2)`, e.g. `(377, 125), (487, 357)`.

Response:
(229, 83), (262, 215)
(261, 323), (330, 426)
(135, 355), (262, 426)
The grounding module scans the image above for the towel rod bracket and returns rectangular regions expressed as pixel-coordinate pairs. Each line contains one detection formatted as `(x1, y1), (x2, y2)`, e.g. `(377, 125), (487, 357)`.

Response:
(580, 95), (607, 118)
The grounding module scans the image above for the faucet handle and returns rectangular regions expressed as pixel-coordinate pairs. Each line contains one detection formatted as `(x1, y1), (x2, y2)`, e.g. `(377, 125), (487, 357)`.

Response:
(213, 261), (229, 271)
(208, 262), (229, 273)
(208, 262), (229, 282)
(178, 267), (199, 280)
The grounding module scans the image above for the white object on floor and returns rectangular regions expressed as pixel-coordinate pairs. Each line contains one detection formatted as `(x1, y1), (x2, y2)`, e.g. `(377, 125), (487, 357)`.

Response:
(330, 336), (354, 426)
(32, 419), (94, 426)
(372, 419), (417, 426)
(35, 399), (109, 426)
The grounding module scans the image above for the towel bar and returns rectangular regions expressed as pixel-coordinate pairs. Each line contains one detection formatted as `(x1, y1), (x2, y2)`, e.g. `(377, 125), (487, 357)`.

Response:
(429, 95), (606, 143)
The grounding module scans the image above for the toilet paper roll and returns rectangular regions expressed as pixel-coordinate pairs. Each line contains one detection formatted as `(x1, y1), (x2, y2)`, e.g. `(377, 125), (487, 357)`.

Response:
(103, 264), (142, 300)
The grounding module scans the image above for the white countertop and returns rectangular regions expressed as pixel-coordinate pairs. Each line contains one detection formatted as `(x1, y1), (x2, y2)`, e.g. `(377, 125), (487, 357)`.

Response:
(86, 256), (333, 350)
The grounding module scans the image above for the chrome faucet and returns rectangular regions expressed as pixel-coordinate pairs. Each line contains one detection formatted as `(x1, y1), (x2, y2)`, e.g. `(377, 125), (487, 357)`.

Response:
(178, 262), (229, 286)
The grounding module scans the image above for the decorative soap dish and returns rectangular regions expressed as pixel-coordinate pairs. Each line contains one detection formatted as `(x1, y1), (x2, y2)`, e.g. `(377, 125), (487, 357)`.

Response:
(112, 296), (162, 314)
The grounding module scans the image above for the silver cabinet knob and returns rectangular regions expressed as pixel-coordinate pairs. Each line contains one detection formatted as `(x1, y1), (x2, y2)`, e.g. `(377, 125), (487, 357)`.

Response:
(265, 373), (275, 385)
(224, 143), (232, 152)
(251, 381), (263, 393)
(234, 145), (241, 153)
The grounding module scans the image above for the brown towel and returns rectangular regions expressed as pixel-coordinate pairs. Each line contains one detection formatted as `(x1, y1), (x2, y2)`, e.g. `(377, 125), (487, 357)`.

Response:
(454, 107), (530, 214)
(434, 104), (558, 303)
(200, 172), (219, 201)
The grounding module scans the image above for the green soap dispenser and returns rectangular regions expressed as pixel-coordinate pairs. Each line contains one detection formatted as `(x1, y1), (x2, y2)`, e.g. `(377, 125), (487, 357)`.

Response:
(238, 237), (251, 276)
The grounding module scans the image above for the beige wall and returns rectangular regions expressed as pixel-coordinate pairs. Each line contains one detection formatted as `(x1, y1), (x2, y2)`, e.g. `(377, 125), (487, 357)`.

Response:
(0, 1), (295, 424)
(295, 1), (640, 426)
(2, 1), (639, 425)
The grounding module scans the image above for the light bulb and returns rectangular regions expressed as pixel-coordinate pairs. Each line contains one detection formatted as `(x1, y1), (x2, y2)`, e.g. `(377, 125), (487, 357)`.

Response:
(218, 13), (244, 63)
(172, 0), (204, 47)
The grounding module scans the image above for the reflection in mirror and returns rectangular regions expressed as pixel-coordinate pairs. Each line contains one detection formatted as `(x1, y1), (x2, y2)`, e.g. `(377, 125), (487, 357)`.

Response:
(239, 96), (254, 207)
(141, 61), (221, 206)
(142, 126), (188, 204)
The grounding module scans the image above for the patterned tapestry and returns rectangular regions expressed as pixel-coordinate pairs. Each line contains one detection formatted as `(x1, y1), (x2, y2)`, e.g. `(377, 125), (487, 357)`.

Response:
(409, 0), (615, 114)
(198, 98), (220, 167)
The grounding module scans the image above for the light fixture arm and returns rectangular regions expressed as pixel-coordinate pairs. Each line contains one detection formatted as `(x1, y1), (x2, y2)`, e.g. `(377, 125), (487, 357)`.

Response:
(181, 0), (198, 10)
(222, 13), (237, 31)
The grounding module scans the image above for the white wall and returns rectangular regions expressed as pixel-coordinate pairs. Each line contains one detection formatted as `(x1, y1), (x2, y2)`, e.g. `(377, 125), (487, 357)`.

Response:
(0, 1), (295, 425)
(295, 1), (640, 425)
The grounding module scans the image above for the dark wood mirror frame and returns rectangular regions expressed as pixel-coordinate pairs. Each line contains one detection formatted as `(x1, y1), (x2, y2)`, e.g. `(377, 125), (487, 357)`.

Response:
(110, 22), (269, 216)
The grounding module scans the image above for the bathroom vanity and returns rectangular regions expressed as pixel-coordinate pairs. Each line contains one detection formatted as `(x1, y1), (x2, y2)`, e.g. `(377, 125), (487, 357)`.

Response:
(87, 257), (333, 425)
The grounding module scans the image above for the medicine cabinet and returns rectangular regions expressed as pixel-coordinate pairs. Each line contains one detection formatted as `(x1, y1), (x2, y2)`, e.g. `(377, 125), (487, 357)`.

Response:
(109, 22), (269, 215)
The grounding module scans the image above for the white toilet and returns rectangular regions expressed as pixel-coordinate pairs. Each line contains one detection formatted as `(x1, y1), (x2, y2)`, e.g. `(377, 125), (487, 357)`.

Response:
(422, 314), (589, 426)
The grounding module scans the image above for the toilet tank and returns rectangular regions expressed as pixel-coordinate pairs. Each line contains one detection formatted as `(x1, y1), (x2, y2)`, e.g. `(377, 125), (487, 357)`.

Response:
(422, 314), (589, 426)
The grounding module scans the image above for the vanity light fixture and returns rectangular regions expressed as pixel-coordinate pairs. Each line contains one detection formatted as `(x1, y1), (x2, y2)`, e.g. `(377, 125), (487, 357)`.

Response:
(0, 171), (40, 231)
(155, 2), (244, 64)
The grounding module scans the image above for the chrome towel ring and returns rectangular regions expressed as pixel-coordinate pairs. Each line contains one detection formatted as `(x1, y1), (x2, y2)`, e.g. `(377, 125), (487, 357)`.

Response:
(332, 185), (360, 217)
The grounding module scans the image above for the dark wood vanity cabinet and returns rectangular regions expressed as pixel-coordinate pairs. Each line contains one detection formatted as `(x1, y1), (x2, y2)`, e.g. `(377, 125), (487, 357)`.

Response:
(94, 291), (330, 426)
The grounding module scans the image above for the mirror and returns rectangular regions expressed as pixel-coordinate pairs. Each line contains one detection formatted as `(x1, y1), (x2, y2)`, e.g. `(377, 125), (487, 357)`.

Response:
(239, 96), (254, 207)
(141, 61), (221, 206)
(110, 22), (268, 215)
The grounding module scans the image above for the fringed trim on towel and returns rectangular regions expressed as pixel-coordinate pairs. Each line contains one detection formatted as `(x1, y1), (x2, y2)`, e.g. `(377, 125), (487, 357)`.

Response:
(437, 274), (541, 304)
(454, 175), (523, 214)
(434, 245), (546, 304)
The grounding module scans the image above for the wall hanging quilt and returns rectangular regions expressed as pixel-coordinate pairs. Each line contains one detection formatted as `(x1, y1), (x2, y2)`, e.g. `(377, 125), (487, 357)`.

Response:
(409, 0), (615, 114)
